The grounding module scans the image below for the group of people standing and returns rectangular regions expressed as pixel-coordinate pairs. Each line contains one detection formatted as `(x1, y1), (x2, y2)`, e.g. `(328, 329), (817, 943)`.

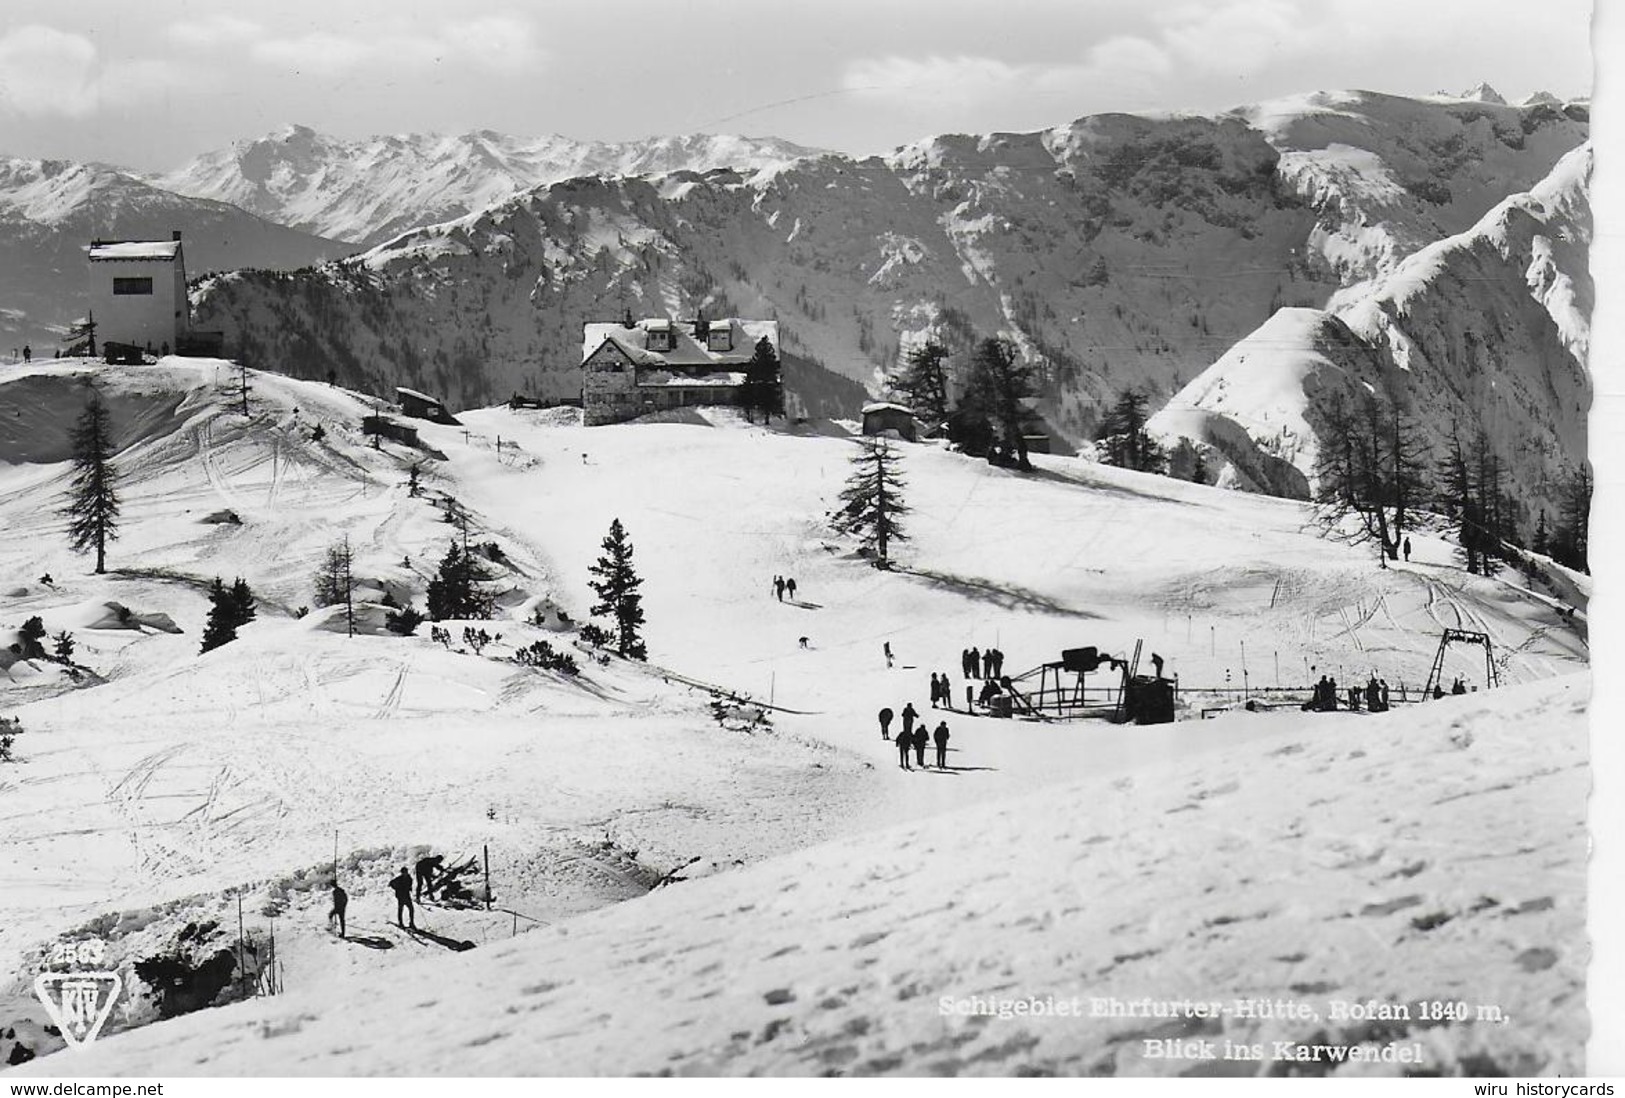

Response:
(772, 575), (799, 602)
(961, 646), (1005, 679)
(878, 703), (951, 770)
(326, 853), (469, 938)
(1306, 674), (1392, 712)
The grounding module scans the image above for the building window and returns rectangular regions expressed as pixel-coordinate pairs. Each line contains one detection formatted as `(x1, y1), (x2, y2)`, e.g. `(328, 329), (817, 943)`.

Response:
(648, 331), (672, 352)
(113, 277), (154, 295)
(707, 329), (732, 352)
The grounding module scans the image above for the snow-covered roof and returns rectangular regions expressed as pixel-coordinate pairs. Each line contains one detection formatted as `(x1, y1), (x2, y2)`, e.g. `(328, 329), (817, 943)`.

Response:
(395, 386), (444, 406)
(582, 318), (778, 369)
(87, 241), (182, 261)
(862, 401), (915, 417)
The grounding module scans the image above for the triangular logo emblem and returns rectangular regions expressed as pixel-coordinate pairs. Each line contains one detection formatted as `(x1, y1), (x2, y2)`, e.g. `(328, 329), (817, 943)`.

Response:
(33, 972), (122, 1049)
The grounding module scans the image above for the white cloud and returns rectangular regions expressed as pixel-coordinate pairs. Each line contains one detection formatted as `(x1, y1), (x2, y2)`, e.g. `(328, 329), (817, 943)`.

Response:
(843, 36), (1173, 112)
(245, 16), (542, 76)
(166, 15), (264, 50)
(0, 24), (183, 119)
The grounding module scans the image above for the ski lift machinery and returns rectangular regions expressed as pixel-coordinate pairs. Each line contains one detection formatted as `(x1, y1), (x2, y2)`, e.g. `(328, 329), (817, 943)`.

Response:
(1421, 628), (1499, 697)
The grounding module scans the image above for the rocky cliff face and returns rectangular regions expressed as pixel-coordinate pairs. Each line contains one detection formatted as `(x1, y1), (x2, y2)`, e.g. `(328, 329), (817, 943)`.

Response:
(1150, 143), (1591, 527)
(185, 90), (1588, 495)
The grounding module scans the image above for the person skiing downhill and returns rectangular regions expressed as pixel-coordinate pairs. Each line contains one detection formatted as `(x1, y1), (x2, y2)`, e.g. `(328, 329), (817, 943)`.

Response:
(390, 867), (416, 929)
(878, 706), (894, 740)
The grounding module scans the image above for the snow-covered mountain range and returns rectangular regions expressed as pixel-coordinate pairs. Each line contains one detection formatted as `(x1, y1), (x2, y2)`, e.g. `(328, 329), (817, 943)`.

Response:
(152, 127), (827, 247)
(185, 88), (1589, 522)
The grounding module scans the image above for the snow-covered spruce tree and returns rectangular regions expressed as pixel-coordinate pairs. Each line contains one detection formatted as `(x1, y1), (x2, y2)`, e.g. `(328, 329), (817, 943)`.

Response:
(741, 337), (784, 424)
(892, 340), (951, 427)
(200, 577), (255, 654)
(62, 391), (121, 574)
(835, 436), (909, 567)
(426, 541), (495, 621)
(1312, 393), (1430, 568)
(313, 537), (356, 635)
(1097, 388), (1166, 474)
(52, 630), (75, 663)
(588, 519), (646, 660)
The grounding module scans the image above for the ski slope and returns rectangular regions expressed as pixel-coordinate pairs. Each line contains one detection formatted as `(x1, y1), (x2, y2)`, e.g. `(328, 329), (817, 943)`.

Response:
(0, 359), (1589, 1073)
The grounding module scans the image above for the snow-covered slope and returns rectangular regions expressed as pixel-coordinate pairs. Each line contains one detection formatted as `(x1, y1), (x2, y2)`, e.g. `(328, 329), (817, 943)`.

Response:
(0, 157), (354, 347)
(16, 672), (1589, 1077)
(187, 90), (1586, 466)
(153, 127), (827, 247)
(1151, 144), (1591, 523)
(0, 361), (1588, 1072)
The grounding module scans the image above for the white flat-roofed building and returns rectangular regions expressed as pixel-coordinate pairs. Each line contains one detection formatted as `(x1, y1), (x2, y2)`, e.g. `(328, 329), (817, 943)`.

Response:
(87, 232), (190, 353)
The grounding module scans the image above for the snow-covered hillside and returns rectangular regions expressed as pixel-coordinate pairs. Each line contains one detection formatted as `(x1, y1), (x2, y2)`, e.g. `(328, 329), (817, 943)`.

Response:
(1151, 144), (1591, 525)
(187, 90), (1587, 489)
(153, 127), (827, 247)
(0, 361), (1588, 1073)
(0, 157), (354, 348)
(20, 672), (1586, 1077)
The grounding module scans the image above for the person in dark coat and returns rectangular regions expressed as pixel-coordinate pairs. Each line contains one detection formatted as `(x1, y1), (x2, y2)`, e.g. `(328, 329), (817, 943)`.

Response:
(968, 646), (981, 679)
(913, 726), (927, 768)
(933, 722), (950, 769)
(1380, 680), (1390, 708)
(774, 576), (785, 601)
(938, 670), (951, 709)
(1326, 677), (1338, 710)
(900, 702), (919, 739)
(1403, 537), (1412, 561)
(980, 649), (992, 678)
(415, 854), (444, 900)
(1451, 677), (1466, 696)
(897, 728), (912, 770)
(991, 649), (1004, 678)
(928, 673), (941, 707)
(960, 648), (971, 677)
(878, 706), (894, 740)
(1347, 685), (1360, 711)
(390, 867), (416, 929)
(328, 881), (348, 938)
(966, 684), (974, 710)
(786, 578), (797, 600)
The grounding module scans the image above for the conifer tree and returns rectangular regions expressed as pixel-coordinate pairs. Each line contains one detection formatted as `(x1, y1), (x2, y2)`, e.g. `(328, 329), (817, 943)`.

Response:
(963, 337), (1038, 470)
(834, 436), (909, 567)
(588, 519), (646, 659)
(63, 392), (121, 573)
(1097, 388), (1166, 474)
(741, 337), (783, 423)
(200, 576), (255, 653)
(892, 341), (951, 426)
(1313, 394), (1431, 567)
(52, 630), (76, 663)
(18, 616), (47, 659)
(427, 541), (494, 621)
(313, 538), (356, 635)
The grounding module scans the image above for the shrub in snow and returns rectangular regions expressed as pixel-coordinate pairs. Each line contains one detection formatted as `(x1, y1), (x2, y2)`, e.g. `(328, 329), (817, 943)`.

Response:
(578, 622), (612, 648)
(513, 639), (579, 676)
(385, 604), (424, 636)
(0, 716), (19, 762)
(18, 616), (47, 659)
(200, 577), (256, 654)
(52, 630), (75, 663)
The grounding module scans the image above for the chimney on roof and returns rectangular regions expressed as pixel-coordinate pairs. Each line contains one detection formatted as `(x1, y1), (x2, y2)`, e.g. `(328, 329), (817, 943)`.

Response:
(172, 230), (182, 241)
(624, 306), (634, 328)
(693, 309), (708, 338)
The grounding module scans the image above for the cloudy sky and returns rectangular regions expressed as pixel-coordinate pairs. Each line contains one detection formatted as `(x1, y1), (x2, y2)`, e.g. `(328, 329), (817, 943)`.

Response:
(0, 0), (1597, 169)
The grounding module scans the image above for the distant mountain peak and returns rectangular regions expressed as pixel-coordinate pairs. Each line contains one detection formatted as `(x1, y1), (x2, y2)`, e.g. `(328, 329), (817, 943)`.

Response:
(1457, 82), (1508, 105)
